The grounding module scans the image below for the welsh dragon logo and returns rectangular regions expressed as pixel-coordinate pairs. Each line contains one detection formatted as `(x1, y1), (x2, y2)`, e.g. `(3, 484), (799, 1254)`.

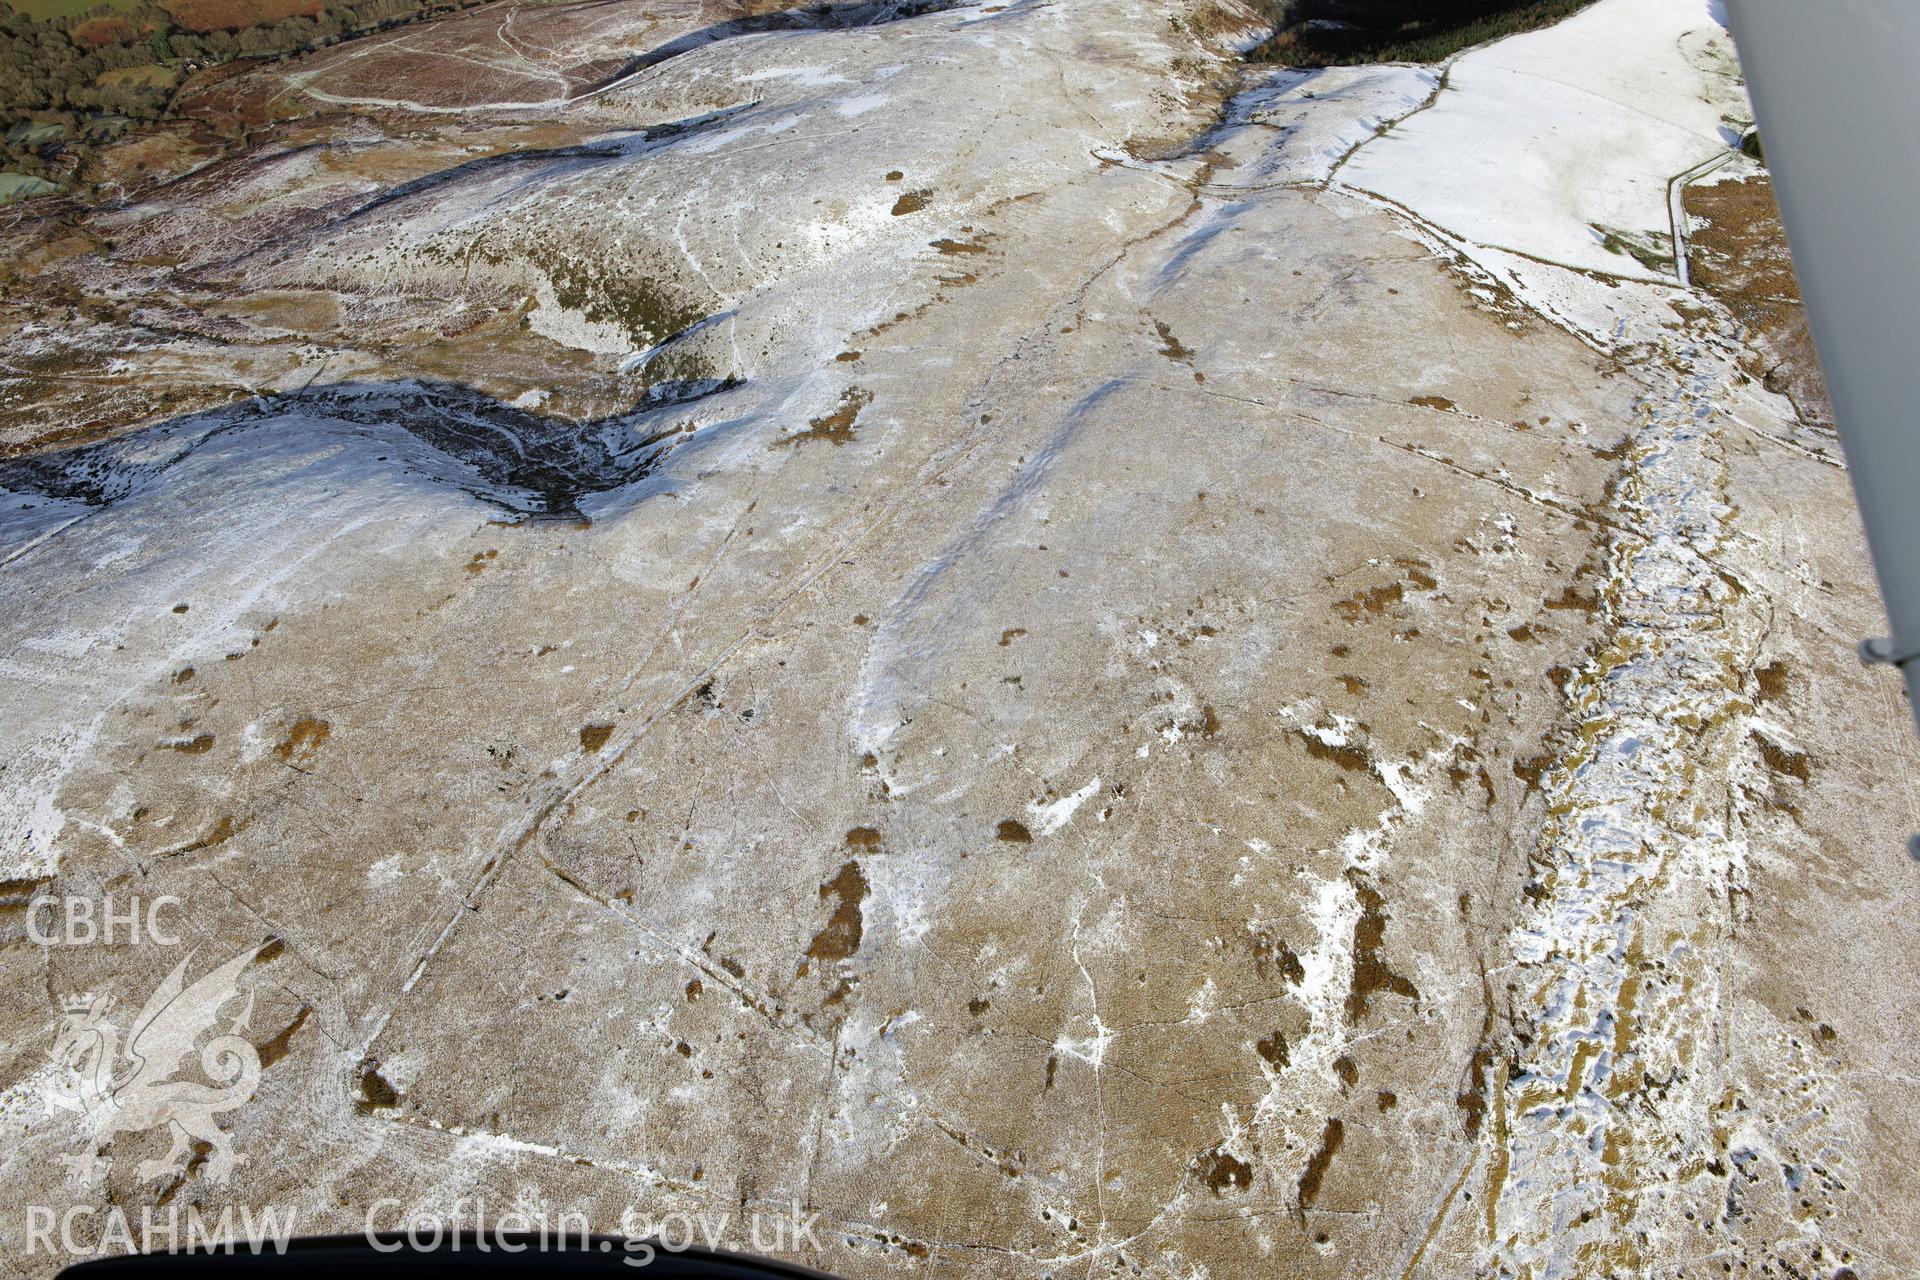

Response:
(48, 946), (265, 1186)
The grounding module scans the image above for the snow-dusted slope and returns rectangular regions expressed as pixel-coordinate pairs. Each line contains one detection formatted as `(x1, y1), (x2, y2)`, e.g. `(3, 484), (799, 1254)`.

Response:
(0, 2), (1914, 1278)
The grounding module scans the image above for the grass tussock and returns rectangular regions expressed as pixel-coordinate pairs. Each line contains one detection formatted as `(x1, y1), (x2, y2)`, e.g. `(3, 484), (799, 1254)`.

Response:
(1246, 0), (1598, 66)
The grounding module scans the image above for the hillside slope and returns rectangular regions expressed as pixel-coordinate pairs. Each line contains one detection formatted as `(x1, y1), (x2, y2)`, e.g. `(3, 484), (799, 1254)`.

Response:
(0, 2), (1912, 1277)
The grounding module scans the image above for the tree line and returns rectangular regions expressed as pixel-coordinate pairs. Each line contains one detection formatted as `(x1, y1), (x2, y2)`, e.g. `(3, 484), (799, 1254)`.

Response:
(1, 0), (488, 190)
(1247, 0), (1597, 65)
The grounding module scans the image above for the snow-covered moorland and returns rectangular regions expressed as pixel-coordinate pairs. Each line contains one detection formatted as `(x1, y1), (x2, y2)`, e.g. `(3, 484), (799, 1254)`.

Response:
(0, 2), (1913, 1277)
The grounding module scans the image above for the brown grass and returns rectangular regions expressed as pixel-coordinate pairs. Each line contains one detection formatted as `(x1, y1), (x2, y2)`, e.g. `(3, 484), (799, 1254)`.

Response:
(72, 15), (135, 48)
(1684, 174), (1831, 426)
(161, 0), (322, 33)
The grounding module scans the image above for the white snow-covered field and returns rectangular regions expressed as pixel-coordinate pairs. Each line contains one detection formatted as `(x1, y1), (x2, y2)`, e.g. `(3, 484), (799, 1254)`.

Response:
(1341, 0), (1747, 280)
